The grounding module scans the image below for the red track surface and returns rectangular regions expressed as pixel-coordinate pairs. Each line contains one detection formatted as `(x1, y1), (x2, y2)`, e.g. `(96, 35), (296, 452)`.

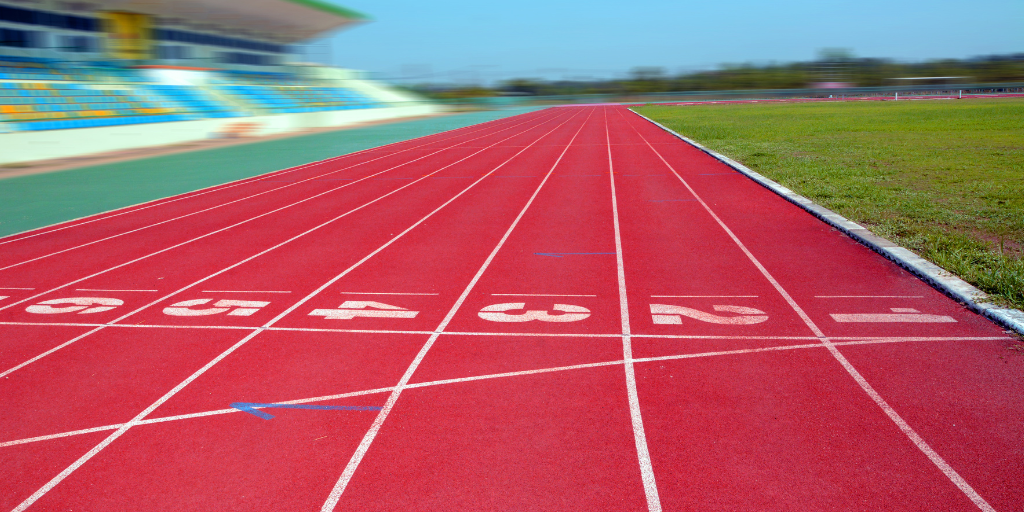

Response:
(0, 107), (1021, 511)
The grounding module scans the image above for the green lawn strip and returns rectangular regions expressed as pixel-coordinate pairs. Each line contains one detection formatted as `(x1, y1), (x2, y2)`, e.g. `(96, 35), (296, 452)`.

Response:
(0, 107), (543, 238)
(635, 99), (1024, 309)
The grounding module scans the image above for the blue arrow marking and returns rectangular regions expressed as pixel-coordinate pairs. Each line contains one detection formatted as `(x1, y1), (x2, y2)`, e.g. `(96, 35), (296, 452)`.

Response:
(534, 252), (616, 258)
(231, 402), (382, 420)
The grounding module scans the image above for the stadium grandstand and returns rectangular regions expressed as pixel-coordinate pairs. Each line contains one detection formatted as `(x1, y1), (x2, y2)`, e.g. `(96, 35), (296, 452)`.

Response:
(0, 0), (437, 165)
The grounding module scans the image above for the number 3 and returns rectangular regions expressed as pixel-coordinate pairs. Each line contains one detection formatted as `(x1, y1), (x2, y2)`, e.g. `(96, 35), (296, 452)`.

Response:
(478, 303), (591, 323)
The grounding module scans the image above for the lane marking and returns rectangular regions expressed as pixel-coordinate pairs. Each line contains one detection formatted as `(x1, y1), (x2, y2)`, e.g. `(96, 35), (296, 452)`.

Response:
(320, 108), (594, 512)
(25, 298), (123, 315)
(0, 112), (538, 249)
(338, 292), (439, 296)
(164, 299), (270, 317)
(651, 304), (769, 325)
(9, 110), (581, 512)
(491, 293), (597, 297)
(75, 289), (157, 293)
(535, 252), (616, 257)
(606, 108), (662, 512)
(816, 295), (925, 298)
(231, 403), (382, 420)
(831, 308), (956, 323)
(651, 295), (758, 298)
(201, 290), (292, 294)
(310, 301), (419, 320)
(0, 321), (1010, 344)
(6, 336), (978, 450)
(0, 287), (35, 290)
(623, 108), (997, 512)
(478, 303), (591, 323)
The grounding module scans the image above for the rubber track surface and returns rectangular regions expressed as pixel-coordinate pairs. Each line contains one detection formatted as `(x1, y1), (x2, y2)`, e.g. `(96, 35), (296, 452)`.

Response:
(0, 106), (1020, 512)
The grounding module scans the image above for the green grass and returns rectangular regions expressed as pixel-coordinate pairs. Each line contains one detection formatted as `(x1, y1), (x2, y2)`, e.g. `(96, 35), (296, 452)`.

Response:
(635, 99), (1024, 310)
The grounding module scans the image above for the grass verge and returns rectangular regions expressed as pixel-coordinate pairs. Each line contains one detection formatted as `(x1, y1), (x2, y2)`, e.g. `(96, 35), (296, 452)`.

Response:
(635, 99), (1024, 310)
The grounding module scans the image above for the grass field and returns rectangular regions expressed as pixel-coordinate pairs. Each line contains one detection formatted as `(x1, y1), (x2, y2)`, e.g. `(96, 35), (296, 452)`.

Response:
(635, 99), (1024, 310)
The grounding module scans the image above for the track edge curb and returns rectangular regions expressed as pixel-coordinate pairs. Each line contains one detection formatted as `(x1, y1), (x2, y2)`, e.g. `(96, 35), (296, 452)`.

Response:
(628, 108), (1024, 337)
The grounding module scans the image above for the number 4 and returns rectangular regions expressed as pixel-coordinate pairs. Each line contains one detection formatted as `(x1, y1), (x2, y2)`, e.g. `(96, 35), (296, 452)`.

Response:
(309, 301), (419, 320)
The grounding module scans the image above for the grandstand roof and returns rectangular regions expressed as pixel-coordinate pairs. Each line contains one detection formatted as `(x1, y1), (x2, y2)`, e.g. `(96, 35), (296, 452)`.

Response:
(91, 0), (369, 42)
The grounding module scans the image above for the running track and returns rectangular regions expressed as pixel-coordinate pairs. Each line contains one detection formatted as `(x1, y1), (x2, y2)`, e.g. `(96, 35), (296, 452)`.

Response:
(0, 106), (1021, 511)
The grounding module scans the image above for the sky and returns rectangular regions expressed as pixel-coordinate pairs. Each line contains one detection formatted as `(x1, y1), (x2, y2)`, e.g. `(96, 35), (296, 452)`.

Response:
(305, 0), (1024, 85)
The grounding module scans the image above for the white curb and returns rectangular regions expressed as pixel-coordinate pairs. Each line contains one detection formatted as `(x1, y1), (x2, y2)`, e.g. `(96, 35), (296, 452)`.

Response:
(630, 109), (1024, 336)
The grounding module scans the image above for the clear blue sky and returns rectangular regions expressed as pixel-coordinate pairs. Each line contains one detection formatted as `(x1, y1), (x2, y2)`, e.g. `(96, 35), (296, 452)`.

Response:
(308, 0), (1024, 84)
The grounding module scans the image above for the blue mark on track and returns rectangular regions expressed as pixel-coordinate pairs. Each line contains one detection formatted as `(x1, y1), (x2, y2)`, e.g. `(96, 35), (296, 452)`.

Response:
(535, 252), (616, 258)
(232, 402), (382, 420)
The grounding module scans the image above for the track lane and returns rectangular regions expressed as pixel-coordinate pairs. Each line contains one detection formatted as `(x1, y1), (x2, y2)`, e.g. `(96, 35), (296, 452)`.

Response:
(0, 110), (566, 317)
(318, 108), (599, 511)
(6, 108), (588, 512)
(19, 112), (600, 511)
(0, 111), (543, 251)
(0, 110), (571, 391)
(3, 104), (1022, 511)
(621, 110), (1024, 510)
(0, 111), (552, 272)
(615, 107), (1012, 511)
(331, 107), (658, 511)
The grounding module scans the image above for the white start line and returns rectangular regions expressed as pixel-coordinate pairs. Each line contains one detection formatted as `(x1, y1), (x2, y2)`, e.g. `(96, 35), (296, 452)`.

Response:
(16, 296), (959, 324)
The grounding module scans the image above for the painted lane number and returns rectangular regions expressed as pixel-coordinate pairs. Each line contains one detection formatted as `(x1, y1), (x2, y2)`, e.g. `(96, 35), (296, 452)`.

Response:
(650, 304), (769, 325)
(310, 301), (418, 320)
(830, 308), (956, 323)
(478, 303), (591, 323)
(164, 299), (270, 317)
(26, 297), (124, 315)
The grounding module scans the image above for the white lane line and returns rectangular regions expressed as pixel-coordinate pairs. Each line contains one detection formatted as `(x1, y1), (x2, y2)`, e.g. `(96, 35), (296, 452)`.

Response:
(815, 295), (925, 298)
(320, 108), (593, 512)
(10, 110), (579, 512)
(0, 111), (569, 380)
(651, 295), (758, 298)
(624, 109), (998, 512)
(0, 287), (35, 290)
(490, 293), (597, 297)
(0, 112), (538, 249)
(0, 111), (562, 322)
(0, 116), (548, 276)
(6, 335), (972, 451)
(606, 108), (662, 512)
(201, 290), (292, 294)
(339, 292), (439, 296)
(75, 289), (158, 293)
(0, 321), (1013, 345)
